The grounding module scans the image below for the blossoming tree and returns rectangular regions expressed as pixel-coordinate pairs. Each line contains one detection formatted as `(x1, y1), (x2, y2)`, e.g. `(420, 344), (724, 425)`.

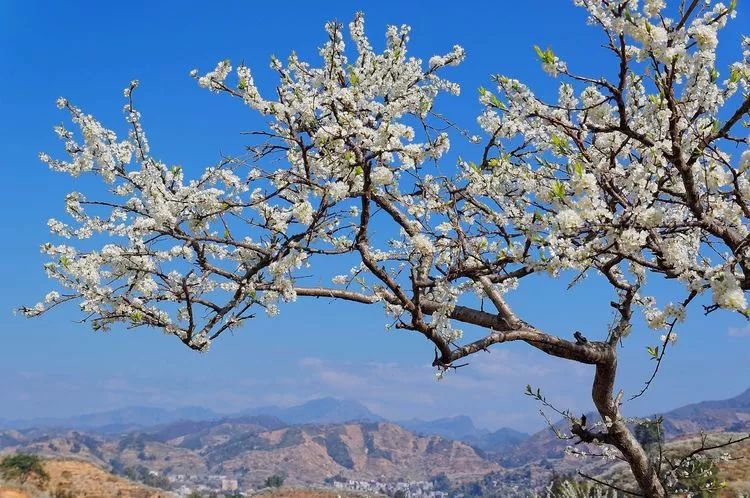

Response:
(23, 1), (750, 496)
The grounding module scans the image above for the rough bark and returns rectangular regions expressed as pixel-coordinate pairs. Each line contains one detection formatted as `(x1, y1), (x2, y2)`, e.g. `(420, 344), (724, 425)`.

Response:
(592, 356), (666, 498)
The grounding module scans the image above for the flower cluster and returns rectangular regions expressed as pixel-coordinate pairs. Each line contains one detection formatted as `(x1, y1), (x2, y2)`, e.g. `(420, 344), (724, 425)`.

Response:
(26, 3), (750, 360)
(470, 0), (750, 327)
(25, 12), (470, 348)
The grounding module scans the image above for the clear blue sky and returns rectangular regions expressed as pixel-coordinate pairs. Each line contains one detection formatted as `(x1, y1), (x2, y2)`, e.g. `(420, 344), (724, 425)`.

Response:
(1, 1), (748, 433)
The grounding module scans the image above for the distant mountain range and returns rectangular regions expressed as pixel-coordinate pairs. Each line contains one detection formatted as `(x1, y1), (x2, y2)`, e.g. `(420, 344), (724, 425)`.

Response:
(1, 388), (748, 493)
(5, 388), (750, 453)
(398, 415), (528, 452)
(0, 397), (525, 451)
(660, 387), (750, 437)
(0, 398), (379, 433)
(239, 396), (384, 425)
(0, 405), (222, 434)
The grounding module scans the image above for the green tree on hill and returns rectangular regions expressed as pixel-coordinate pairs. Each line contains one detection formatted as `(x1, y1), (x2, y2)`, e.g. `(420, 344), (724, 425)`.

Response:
(0, 453), (49, 485)
(264, 473), (285, 488)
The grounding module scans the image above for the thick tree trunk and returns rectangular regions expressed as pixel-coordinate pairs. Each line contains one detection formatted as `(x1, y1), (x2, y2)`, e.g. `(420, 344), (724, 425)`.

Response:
(592, 357), (666, 498)
(607, 419), (665, 497)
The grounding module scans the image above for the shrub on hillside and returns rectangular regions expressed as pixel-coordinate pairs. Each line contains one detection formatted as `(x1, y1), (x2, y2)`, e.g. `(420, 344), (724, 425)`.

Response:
(264, 474), (285, 488)
(0, 453), (49, 485)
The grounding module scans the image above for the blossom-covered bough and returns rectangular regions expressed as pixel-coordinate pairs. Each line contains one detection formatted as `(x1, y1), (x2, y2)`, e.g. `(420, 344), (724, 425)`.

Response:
(23, 2), (750, 496)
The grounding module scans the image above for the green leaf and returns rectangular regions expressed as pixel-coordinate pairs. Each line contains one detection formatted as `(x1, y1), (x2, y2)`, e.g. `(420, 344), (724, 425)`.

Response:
(729, 67), (741, 84)
(354, 165), (363, 176)
(551, 180), (566, 200)
(347, 66), (359, 86)
(573, 161), (584, 177)
(550, 134), (570, 154)
(533, 45), (555, 64)
(478, 86), (487, 96)
(647, 346), (659, 358)
(544, 47), (555, 63)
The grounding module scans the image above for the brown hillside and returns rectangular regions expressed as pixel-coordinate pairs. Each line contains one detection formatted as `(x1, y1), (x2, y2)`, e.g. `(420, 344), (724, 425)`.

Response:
(215, 422), (499, 486)
(44, 458), (170, 497)
(0, 489), (30, 498)
(0, 457), (170, 498)
(713, 436), (750, 497)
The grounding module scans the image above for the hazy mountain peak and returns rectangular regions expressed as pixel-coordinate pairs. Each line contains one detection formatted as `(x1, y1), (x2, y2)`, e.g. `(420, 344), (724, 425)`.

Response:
(0, 405), (223, 432)
(242, 397), (383, 425)
(398, 414), (488, 442)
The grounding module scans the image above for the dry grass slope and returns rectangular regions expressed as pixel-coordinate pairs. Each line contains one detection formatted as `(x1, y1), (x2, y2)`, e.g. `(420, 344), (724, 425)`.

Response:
(0, 489), (30, 498)
(715, 436), (750, 497)
(0, 457), (170, 498)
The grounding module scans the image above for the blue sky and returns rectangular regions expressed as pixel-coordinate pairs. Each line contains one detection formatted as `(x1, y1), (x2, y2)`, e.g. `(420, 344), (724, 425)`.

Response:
(1, 1), (748, 433)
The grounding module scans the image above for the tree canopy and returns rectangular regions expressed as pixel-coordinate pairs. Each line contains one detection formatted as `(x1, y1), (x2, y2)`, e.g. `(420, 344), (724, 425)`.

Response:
(22, 1), (750, 496)
(0, 454), (49, 485)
